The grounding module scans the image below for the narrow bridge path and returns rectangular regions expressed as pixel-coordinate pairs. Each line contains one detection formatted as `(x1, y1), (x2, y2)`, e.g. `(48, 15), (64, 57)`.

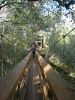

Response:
(25, 58), (43, 100)
(0, 52), (75, 100)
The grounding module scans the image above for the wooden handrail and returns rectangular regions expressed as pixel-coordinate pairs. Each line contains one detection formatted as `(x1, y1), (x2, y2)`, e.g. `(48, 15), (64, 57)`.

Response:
(0, 52), (32, 100)
(36, 52), (75, 100)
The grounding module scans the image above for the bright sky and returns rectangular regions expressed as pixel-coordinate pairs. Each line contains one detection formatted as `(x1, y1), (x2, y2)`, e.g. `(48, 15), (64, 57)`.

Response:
(43, 1), (75, 29)
(0, 7), (7, 22)
(0, 1), (75, 29)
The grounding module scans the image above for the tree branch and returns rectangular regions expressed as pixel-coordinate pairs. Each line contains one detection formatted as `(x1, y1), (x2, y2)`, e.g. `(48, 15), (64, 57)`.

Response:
(0, 2), (26, 9)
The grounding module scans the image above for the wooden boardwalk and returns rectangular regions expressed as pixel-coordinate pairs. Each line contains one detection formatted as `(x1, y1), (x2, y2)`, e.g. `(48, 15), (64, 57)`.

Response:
(0, 52), (75, 100)
(25, 58), (43, 100)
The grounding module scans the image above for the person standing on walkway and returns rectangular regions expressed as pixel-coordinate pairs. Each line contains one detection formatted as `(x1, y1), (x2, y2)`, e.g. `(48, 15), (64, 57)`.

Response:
(31, 45), (36, 58)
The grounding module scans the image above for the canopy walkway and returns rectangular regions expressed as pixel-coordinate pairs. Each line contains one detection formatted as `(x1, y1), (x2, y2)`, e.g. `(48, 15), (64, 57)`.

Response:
(0, 52), (75, 100)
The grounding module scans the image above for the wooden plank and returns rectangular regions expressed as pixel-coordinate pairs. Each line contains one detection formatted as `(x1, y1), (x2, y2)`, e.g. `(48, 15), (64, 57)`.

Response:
(25, 58), (43, 100)
(36, 52), (75, 100)
(0, 52), (31, 100)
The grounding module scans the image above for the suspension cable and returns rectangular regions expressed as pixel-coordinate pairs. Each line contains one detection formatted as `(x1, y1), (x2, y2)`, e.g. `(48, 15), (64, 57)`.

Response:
(57, 27), (75, 43)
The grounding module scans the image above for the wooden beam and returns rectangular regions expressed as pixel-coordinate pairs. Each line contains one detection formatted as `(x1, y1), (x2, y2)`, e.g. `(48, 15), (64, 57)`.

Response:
(36, 52), (75, 100)
(0, 52), (31, 100)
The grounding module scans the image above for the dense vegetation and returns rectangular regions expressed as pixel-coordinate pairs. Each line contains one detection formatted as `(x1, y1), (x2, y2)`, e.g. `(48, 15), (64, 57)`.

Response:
(0, 0), (75, 87)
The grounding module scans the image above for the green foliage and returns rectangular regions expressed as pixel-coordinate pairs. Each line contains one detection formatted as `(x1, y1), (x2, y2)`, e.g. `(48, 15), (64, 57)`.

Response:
(0, 0), (75, 87)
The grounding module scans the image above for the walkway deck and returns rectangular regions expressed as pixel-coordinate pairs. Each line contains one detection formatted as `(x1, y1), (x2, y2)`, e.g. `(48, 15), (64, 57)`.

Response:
(0, 52), (75, 100)
(25, 58), (43, 100)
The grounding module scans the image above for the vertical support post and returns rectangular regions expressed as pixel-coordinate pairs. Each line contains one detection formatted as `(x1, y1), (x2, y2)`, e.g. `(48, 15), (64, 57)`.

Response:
(1, 35), (4, 78)
(1, 26), (5, 78)
(61, 37), (66, 76)
(63, 37), (65, 64)
(14, 43), (17, 64)
(2, 59), (4, 78)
